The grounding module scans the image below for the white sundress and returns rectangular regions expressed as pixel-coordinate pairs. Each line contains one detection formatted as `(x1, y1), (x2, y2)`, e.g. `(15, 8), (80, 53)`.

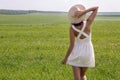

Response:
(67, 21), (95, 67)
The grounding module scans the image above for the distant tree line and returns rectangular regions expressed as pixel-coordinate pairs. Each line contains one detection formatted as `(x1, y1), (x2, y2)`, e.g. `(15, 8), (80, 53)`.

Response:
(0, 9), (120, 15)
(0, 9), (46, 15)
(98, 12), (120, 16)
(0, 9), (65, 15)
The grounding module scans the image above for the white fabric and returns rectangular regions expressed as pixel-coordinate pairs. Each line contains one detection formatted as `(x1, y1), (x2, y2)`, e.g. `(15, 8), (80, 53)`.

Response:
(67, 21), (95, 67)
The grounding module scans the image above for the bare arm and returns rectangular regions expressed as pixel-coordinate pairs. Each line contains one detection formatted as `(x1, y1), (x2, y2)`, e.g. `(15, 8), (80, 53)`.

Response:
(75, 6), (98, 29)
(86, 6), (99, 27)
(61, 26), (75, 64)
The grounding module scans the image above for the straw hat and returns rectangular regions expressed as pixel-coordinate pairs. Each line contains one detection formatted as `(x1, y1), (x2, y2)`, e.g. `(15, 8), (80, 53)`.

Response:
(68, 4), (86, 24)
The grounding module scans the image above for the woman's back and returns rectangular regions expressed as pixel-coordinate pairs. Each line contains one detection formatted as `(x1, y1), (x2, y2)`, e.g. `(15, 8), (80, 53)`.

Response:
(72, 21), (91, 40)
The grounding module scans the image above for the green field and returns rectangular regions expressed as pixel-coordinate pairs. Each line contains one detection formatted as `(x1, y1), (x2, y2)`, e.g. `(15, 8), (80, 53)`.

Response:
(0, 13), (120, 80)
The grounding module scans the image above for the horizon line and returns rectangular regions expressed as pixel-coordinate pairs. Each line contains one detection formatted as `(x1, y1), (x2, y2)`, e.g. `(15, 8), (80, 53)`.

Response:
(0, 9), (120, 13)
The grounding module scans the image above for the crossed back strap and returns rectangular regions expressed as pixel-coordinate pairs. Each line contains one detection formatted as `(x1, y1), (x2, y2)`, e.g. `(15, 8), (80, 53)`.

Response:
(72, 21), (89, 39)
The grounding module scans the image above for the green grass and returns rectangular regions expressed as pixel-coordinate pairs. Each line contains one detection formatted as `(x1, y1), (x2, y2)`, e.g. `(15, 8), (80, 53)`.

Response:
(0, 13), (120, 80)
(0, 13), (67, 26)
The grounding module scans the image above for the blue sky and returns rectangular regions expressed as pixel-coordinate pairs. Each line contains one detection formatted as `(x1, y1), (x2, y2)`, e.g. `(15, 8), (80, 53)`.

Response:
(0, 0), (120, 12)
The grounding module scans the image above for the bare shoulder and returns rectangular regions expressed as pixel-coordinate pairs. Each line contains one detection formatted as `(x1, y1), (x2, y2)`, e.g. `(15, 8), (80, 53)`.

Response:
(69, 25), (75, 35)
(85, 6), (98, 30)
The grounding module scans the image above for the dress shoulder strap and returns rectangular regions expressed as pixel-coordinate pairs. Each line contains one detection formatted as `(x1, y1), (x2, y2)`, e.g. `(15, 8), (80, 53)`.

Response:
(71, 21), (86, 32)
(71, 21), (89, 38)
(76, 21), (87, 38)
(81, 21), (86, 32)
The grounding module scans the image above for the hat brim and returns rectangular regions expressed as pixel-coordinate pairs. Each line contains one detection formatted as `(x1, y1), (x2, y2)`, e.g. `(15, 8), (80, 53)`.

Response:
(68, 4), (86, 23)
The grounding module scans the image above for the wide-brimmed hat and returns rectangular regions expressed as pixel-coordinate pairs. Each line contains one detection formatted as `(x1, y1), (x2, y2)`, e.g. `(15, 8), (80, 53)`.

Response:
(68, 4), (86, 24)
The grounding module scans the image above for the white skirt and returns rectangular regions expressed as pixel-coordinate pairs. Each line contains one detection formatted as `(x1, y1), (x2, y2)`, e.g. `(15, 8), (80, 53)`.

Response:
(67, 38), (95, 67)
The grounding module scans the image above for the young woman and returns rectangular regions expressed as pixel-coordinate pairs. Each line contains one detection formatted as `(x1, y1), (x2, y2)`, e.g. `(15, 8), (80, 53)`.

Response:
(61, 4), (98, 80)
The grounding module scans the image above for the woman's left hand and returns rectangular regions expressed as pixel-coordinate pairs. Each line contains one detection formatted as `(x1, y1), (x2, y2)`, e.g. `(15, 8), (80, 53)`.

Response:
(61, 58), (67, 64)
